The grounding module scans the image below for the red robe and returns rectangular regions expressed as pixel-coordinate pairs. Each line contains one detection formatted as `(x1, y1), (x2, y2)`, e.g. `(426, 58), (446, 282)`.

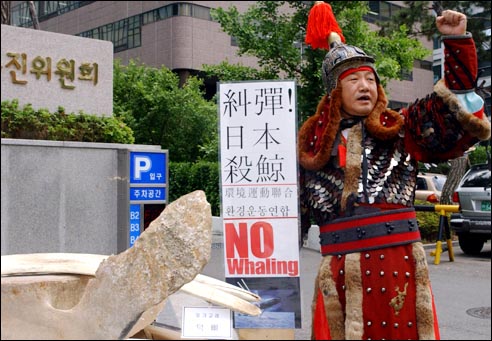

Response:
(298, 34), (490, 340)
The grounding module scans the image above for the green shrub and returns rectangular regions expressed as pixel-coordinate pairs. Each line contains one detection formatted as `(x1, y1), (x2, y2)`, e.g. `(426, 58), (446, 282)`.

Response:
(1, 99), (134, 144)
(1, 99), (223, 214)
(414, 200), (454, 243)
(169, 161), (220, 216)
(469, 144), (491, 165)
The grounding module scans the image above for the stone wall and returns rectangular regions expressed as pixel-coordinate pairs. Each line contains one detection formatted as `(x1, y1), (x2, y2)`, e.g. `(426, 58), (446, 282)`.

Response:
(1, 138), (163, 255)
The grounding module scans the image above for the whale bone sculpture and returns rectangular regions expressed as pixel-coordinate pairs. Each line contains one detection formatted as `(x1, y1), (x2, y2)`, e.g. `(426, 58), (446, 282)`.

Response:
(1, 190), (261, 340)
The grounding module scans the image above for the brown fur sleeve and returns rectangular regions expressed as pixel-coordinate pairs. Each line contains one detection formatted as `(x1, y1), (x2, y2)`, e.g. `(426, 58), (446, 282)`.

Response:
(298, 92), (342, 171)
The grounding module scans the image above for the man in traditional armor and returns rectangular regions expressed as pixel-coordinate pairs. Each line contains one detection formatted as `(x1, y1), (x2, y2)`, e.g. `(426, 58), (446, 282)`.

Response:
(298, 2), (491, 340)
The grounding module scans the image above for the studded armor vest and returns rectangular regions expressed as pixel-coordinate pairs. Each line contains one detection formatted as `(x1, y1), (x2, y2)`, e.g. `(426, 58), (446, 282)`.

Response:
(301, 128), (417, 221)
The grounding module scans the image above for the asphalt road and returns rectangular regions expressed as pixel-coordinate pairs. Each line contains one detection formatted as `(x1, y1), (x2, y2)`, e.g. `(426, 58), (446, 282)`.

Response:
(426, 242), (491, 340)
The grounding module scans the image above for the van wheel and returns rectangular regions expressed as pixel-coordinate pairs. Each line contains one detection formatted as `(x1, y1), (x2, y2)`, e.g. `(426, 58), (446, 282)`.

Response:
(458, 234), (485, 255)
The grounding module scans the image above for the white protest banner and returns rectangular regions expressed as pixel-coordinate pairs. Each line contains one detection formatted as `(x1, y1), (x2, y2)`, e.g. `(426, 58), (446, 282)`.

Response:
(218, 80), (301, 329)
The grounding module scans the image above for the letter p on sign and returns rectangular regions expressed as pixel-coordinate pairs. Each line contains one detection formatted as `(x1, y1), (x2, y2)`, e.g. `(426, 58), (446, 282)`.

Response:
(134, 156), (151, 180)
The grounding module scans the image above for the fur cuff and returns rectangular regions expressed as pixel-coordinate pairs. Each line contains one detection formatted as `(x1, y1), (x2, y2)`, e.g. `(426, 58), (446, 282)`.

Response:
(434, 80), (491, 141)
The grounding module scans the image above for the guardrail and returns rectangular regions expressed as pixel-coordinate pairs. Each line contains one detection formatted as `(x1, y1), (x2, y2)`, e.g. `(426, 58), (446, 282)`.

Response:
(415, 204), (460, 265)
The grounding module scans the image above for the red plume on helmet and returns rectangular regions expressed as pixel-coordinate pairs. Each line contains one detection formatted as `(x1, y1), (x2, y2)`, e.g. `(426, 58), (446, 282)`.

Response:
(305, 1), (345, 49)
(305, 1), (379, 95)
(298, 2), (402, 173)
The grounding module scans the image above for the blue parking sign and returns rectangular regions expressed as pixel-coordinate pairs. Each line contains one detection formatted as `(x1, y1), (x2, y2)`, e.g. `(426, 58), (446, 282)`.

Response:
(130, 152), (167, 184)
(128, 150), (168, 247)
(129, 204), (141, 247)
(130, 187), (166, 202)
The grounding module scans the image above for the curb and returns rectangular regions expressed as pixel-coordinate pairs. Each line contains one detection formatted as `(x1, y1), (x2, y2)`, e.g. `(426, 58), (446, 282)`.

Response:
(423, 240), (459, 250)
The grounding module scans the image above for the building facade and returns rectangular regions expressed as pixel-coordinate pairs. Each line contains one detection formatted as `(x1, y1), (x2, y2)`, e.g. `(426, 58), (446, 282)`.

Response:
(8, 1), (488, 113)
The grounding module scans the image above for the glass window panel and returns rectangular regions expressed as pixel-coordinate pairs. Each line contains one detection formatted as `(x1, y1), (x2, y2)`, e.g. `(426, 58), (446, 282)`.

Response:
(193, 5), (211, 20)
(368, 1), (379, 14)
(172, 4), (178, 16)
(433, 64), (441, 84)
(100, 26), (109, 40)
(179, 3), (192, 16)
(142, 12), (153, 25)
(159, 6), (172, 19)
(379, 2), (390, 19)
(133, 29), (141, 48)
(433, 36), (441, 49)
(128, 34), (134, 48)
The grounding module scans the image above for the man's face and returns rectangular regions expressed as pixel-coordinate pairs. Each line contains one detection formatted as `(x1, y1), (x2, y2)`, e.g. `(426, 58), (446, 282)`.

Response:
(340, 70), (378, 117)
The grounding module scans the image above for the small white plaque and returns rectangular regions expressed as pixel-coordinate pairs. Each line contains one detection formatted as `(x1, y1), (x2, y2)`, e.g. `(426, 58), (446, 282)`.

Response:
(181, 306), (233, 339)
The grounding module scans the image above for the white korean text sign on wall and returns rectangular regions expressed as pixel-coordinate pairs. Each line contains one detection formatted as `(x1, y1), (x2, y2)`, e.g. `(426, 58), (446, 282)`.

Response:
(218, 80), (301, 329)
(1, 24), (113, 116)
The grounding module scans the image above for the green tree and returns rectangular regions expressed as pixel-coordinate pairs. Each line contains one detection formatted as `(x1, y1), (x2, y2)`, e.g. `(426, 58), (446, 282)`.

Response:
(380, 1), (491, 63)
(209, 1), (430, 123)
(202, 61), (277, 84)
(113, 59), (217, 162)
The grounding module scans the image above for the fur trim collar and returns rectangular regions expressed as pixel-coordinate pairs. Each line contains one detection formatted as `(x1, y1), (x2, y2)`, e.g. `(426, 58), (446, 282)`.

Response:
(298, 84), (404, 171)
(297, 93), (340, 171)
(365, 85), (404, 140)
(341, 123), (363, 212)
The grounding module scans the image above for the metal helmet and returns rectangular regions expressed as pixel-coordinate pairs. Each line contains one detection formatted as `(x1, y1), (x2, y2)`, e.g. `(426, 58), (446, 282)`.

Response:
(322, 34), (379, 95)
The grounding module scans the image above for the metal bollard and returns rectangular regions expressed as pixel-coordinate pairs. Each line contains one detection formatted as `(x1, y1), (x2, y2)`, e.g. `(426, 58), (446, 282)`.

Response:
(415, 204), (460, 264)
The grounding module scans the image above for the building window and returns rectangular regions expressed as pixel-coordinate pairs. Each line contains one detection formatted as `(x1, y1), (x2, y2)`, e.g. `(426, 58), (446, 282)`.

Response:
(178, 3), (192, 17)
(484, 97), (491, 119)
(400, 69), (413, 81)
(388, 100), (409, 110)
(433, 35), (441, 49)
(142, 11), (157, 25)
(10, 1), (95, 27)
(365, 1), (403, 23)
(75, 3), (214, 53)
(11, 2), (215, 53)
(193, 5), (212, 21)
(479, 63), (491, 78)
(417, 60), (433, 71)
(433, 64), (441, 84)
